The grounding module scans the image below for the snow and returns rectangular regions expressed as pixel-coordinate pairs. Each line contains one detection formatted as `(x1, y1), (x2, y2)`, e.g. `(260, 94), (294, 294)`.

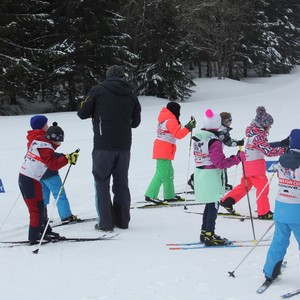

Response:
(1, 68), (300, 300)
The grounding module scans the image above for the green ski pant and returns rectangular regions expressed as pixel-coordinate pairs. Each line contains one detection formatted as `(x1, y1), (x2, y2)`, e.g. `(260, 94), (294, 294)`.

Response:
(145, 159), (175, 200)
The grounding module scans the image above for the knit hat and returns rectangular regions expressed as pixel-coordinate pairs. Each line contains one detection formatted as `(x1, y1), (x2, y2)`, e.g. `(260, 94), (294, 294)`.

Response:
(290, 129), (300, 150)
(166, 101), (181, 120)
(254, 106), (273, 128)
(220, 112), (232, 125)
(203, 109), (221, 130)
(46, 122), (64, 142)
(106, 65), (125, 78)
(30, 115), (48, 130)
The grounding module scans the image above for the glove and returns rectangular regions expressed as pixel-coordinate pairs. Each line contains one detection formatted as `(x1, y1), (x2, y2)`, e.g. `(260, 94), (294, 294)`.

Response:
(65, 151), (79, 165)
(237, 150), (246, 162)
(280, 136), (290, 147)
(236, 139), (244, 146)
(185, 117), (196, 131)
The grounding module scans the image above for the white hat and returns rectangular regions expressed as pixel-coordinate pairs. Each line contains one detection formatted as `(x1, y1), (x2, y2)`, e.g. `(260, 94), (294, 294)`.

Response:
(203, 109), (221, 130)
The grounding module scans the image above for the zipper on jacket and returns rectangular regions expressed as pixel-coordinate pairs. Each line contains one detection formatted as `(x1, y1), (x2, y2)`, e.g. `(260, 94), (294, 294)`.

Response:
(99, 116), (102, 135)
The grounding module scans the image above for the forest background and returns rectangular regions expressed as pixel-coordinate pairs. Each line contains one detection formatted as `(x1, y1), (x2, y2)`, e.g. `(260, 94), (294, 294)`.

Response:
(1, 0), (300, 115)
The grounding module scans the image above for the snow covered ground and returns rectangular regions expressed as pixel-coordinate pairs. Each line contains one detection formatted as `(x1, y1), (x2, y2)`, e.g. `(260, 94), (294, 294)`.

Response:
(1, 68), (300, 300)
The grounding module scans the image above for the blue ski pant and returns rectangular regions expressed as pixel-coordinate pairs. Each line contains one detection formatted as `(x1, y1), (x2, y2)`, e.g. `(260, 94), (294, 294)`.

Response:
(40, 175), (72, 221)
(263, 221), (300, 279)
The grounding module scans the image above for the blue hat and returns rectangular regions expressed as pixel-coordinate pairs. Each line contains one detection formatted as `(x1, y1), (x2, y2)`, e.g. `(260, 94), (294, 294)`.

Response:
(290, 129), (300, 150)
(30, 115), (48, 130)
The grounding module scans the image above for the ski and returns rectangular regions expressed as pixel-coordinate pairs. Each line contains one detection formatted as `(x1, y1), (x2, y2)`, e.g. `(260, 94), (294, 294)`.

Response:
(166, 238), (270, 247)
(169, 243), (270, 250)
(256, 261), (287, 294)
(184, 211), (243, 217)
(136, 198), (195, 204)
(281, 288), (300, 298)
(223, 215), (272, 221)
(184, 211), (272, 222)
(176, 190), (194, 195)
(217, 212), (243, 216)
(0, 233), (118, 248)
(136, 202), (202, 209)
(256, 280), (273, 294)
(52, 217), (98, 228)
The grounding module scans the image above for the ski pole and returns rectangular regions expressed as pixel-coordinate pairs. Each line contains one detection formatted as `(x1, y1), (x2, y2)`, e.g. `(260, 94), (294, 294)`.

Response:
(184, 116), (195, 210)
(32, 148), (80, 254)
(239, 146), (256, 242)
(228, 222), (274, 278)
(251, 167), (277, 210)
(0, 192), (21, 234)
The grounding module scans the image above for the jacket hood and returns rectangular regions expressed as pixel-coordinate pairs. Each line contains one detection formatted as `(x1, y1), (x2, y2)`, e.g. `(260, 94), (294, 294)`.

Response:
(101, 77), (134, 96)
(27, 130), (59, 150)
(26, 129), (46, 148)
(245, 123), (266, 138)
(158, 107), (177, 123)
(279, 150), (300, 170)
(194, 129), (218, 141)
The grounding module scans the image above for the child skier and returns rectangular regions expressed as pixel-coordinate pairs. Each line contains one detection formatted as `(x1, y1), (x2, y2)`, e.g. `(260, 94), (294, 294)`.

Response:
(220, 106), (286, 219)
(263, 129), (300, 282)
(193, 109), (246, 246)
(187, 112), (244, 191)
(28, 115), (79, 223)
(218, 112), (244, 190)
(145, 102), (196, 203)
(19, 122), (79, 244)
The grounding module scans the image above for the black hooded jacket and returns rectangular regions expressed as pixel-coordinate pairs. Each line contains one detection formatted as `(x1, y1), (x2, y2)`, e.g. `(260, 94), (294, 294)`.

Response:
(78, 76), (141, 150)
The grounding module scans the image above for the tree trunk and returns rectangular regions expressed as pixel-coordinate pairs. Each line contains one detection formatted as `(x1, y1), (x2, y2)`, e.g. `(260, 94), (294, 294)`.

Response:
(243, 60), (248, 78)
(198, 60), (202, 78)
(8, 88), (17, 105)
(67, 77), (76, 111)
(217, 61), (222, 79)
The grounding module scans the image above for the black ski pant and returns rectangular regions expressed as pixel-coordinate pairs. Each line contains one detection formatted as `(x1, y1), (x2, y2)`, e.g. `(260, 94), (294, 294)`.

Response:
(201, 201), (219, 233)
(92, 149), (131, 230)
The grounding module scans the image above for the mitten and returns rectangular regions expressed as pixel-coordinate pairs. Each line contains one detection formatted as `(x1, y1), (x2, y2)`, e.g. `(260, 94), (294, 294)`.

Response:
(236, 139), (244, 146)
(185, 117), (196, 131)
(237, 150), (246, 162)
(65, 151), (79, 165)
(280, 136), (290, 147)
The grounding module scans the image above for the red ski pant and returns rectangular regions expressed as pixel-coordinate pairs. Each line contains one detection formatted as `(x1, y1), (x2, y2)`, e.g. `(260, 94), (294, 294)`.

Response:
(18, 174), (45, 242)
(221, 174), (270, 216)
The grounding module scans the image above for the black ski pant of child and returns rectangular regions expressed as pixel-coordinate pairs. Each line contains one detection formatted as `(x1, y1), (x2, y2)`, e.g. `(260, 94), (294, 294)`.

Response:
(18, 173), (45, 242)
(201, 201), (219, 233)
(92, 149), (131, 230)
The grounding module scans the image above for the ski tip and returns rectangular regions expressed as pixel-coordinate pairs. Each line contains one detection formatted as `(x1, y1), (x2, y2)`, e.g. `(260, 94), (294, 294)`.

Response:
(32, 249), (39, 254)
(228, 271), (235, 278)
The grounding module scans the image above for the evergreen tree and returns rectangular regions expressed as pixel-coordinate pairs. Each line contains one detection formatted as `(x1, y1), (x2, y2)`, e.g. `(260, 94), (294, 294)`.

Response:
(48, 0), (131, 110)
(0, 0), (54, 114)
(121, 0), (194, 101)
(238, 0), (300, 77)
(179, 0), (251, 80)
(264, 0), (300, 74)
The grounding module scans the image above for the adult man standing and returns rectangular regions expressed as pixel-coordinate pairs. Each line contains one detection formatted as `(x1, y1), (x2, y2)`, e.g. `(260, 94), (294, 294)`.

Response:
(78, 65), (141, 231)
